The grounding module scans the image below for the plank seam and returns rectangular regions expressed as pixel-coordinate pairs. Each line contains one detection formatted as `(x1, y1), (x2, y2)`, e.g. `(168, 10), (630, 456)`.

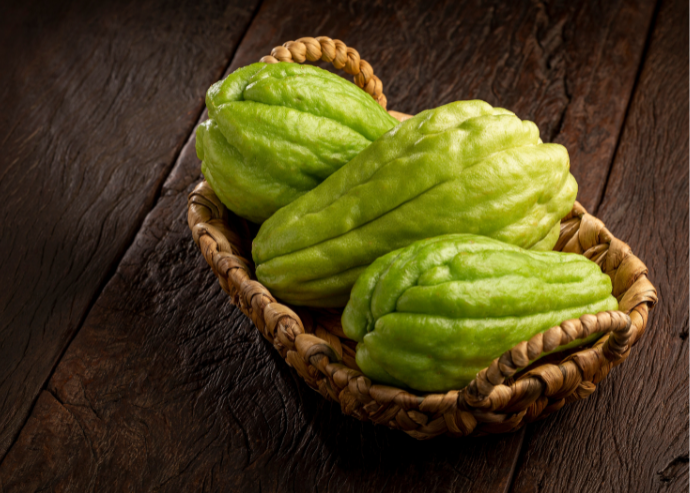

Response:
(505, 3), (663, 489)
(502, 428), (528, 493)
(0, 0), (266, 468)
(593, 0), (663, 215)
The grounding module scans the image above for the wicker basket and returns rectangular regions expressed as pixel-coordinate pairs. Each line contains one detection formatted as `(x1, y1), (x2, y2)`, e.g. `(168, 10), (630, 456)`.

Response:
(187, 37), (658, 440)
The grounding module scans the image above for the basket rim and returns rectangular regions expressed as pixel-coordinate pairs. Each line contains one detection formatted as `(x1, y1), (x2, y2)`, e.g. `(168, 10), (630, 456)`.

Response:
(190, 37), (658, 437)
(187, 177), (658, 439)
(260, 35), (389, 108)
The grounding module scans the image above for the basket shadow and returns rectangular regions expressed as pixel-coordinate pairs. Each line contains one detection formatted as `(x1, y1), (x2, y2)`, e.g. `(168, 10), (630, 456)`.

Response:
(256, 332), (523, 490)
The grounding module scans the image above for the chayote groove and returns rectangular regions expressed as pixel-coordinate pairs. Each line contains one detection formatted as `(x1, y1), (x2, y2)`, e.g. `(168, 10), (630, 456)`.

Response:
(341, 234), (618, 392)
(195, 62), (399, 223)
(253, 100), (578, 306)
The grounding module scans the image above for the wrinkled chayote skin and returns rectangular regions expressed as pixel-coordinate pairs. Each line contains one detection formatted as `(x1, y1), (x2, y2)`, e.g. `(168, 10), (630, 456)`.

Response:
(195, 62), (399, 223)
(341, 234), (618, 392)
(253, 100), (578, 306)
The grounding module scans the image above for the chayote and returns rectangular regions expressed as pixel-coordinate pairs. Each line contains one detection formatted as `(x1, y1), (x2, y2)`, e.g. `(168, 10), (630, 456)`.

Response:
(195, 62), (399, 223)
(252, 100), (578, 306)
(341, 234), (618, 392)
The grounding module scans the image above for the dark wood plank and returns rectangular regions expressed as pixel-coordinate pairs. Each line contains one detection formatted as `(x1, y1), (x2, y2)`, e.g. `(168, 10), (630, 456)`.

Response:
(0, 125), (528, 493)
(510, 0), (689, 491)
(0, 0), (260, 459)
(0, 0), (657, 491)
(228, 0), (656, 211)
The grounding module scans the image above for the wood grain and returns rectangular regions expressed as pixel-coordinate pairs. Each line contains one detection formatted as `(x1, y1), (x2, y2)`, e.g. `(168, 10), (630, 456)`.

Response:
(0, 0), (259, 459)
(510, 0), (689, 491)
(0, 139), (527, 492)
(0, 0), (665, 491)
(230, 0), (655, 210)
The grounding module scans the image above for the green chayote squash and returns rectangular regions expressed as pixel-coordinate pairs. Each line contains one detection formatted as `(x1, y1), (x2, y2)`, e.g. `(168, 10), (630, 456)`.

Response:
(341, 234), (618, 392)
(252, 100), (578, 306)
(195, 62), (399, 223)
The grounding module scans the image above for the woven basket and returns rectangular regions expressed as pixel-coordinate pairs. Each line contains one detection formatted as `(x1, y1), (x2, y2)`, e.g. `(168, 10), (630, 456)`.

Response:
(188, 37), (658, 440)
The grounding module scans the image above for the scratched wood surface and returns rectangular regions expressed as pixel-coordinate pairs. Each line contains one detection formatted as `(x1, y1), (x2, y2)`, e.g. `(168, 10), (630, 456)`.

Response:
(510, 0), (689, 490)
(0, 0), (260, 459)
(0, 0), (686, 491)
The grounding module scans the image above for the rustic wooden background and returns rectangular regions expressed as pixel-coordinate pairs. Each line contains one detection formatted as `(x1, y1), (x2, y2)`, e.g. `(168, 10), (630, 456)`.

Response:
(0, 0), (687, 491)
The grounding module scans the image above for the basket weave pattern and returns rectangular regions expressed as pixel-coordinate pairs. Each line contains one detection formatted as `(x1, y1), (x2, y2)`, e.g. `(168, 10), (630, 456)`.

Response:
(188, 185), (657, 439)
(260, 36), (388, 108)
(188, 39), (657, 439)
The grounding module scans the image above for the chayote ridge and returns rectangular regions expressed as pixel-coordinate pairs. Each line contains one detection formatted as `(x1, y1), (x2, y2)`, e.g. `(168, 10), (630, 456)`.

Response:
(196, 62), (399, 223)
(342, 234), (618, 392)
(253, 100), (578, 306)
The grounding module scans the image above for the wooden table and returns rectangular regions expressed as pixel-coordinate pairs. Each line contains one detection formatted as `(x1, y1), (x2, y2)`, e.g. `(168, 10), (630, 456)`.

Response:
(0, 0), (687, 491)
